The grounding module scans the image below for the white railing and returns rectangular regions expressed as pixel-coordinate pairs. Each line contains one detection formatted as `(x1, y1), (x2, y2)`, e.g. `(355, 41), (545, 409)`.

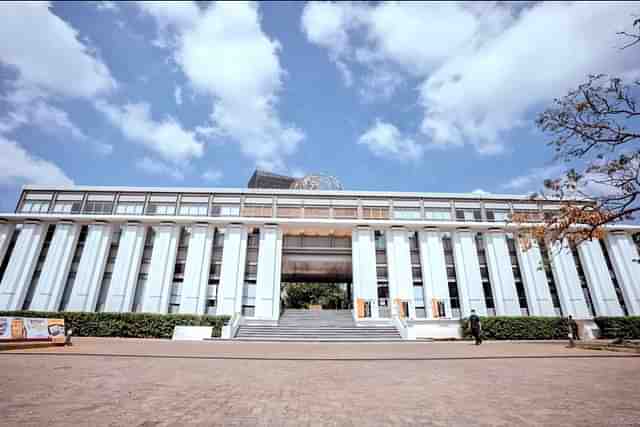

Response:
(392, 315), (416, 340)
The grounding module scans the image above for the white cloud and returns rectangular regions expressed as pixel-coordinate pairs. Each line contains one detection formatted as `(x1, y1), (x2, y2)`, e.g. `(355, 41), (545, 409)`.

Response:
(30, 101), (87, 140)
(0, 136), (73, 186)
(472, 189), (491, 195)
(139, 1), (304, 171)
(136, 157), (184, 181)
(95, 100), (203, 164)
(201, 169), (223, 182)
(502, 164), (565, 191)
(358, 119), (423, 161)
(174, 85), (183, 105)
(0, 2), (116, 99)
(95, 1), (120, 12)
(302, 1), (640, 154)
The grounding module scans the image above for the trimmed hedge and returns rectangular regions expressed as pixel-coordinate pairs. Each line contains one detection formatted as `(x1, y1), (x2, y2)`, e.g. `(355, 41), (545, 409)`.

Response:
(0, 311), (229, 339)
(461, 316), (570, 340)
(594, 317), (640, 339)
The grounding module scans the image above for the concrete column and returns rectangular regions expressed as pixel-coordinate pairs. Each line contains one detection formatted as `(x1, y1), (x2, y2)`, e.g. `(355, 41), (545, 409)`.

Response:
(66, 223), (113, 312)
(483, 231), (521, 316)
(386, 227), (415, 318)
(141, 223), (180, 313)
(548, 240), (592, 319)
(29, 221), (81, 311)
(104, 222), (147, 312)
(351, 226), (378, 318)
(577, 239), (624, 316)
(418, 228), (451, 318)
(452, 229), (486, 316)
(179, 223), (215, 314)
(515, 239), (556, 316)
(0, 221), (15, 269)
(216, 225), (247, 316)
(605, 232), (640, 314)
(0, 221), (47, 310)
(254, 225), (283, 320)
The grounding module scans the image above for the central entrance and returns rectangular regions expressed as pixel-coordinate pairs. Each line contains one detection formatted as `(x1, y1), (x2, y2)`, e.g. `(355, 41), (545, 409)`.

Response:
(280, 229), (353, 311)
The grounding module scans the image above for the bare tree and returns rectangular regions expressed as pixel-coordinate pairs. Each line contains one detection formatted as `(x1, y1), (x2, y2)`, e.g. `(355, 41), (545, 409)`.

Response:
(515, 17), (640, 247)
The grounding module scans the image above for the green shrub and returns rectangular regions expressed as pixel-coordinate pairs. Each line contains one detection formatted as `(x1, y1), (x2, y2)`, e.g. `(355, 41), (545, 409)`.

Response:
(594, 317), (640, 339)
(0, 311), (229, 339)
(460, 316), (570, 340)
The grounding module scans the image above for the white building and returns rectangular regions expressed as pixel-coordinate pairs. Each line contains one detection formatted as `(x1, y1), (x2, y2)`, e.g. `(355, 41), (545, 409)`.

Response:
(1, 177), (639, 339)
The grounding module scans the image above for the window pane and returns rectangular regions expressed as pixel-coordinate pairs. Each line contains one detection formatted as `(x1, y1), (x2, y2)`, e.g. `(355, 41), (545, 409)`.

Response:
(393, 209), (421, 220)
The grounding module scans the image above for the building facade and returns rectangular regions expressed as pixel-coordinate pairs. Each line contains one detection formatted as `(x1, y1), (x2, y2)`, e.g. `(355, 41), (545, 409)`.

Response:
(1, 184), (639, 339)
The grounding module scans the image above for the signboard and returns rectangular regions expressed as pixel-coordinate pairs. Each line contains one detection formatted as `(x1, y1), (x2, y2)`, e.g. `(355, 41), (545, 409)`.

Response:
(0, 317), (65, 343)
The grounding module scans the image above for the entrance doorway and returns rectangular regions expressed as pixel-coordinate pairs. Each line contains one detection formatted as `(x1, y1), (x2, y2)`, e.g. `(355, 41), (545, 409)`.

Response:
(281, 282), (352, 310)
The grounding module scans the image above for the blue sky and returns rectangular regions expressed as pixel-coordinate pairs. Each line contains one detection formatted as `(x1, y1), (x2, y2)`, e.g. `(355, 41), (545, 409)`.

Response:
(0, 1), (639, 211)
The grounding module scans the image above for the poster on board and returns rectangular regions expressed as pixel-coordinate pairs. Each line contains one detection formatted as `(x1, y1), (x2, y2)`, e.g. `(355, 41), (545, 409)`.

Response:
(0, 317), (65, 342)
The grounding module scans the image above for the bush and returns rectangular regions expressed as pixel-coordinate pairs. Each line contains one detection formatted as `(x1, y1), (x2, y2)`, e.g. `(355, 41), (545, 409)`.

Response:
(0, 311), (229, 339)
(460, 316), (570, 340)
(594, 317), (640, 339)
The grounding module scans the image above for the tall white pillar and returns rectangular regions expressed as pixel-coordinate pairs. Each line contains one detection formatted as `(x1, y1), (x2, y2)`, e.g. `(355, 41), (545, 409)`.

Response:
(0, 221), (47, 310)
(141, 223), (180, 313)
(0, 221), (15, 268)
(577, 239), (624, 316)
(483, 231), (521, 316)
(254, 225), (282, 320)
(216, 225), (247, 316)
(29, 221), (80, 311)
(452, 229), (487, 316)
(605, 232), (640, 314)
(66, 223), (113, 312)
(386, 227), (415, 318)
(104, 222), (146, 312)
(418, 228), (451, 318)
(351, 226), (379, 318)
(179, 223), (215, 314)
(548, 240), (592, 319)
(515, 239), (556, 316)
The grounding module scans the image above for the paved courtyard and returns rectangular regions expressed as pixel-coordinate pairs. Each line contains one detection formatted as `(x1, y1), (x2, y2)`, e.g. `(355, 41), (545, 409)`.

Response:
(1, 339), (639, 426)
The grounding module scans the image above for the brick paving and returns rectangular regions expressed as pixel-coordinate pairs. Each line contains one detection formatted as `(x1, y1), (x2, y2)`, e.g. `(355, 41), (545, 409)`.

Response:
(1, 338), (639, 426)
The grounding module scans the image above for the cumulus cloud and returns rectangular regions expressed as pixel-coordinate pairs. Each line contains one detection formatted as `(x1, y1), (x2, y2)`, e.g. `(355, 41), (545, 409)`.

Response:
(139, 1), (304, 171)
(0, 2), (116, 99)
(0, 136), (74, 186)
(95, 100), (203, 164)
(302, 1), (640, 155)
(136, 157), (184, 181)
(502, 164), (565, 191)
(358, 119), (423, 161)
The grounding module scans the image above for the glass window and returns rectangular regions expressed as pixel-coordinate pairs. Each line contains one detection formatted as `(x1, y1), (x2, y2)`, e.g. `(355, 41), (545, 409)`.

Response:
(425, 209), (451, 221)
(304, 206), (330, 218)
(277, 206), (302, 218)
(84, 201), (113, 214)
(393, 208), (421, 220)
(116, 203), (144, 215)
(241, 205), (273, 217)
(52, 201), (82, 214)
(179, 203), (208, 216)
(456, 209), (481, 221)
(333, 207), (357, 218)
(148, 203), (176, 215)
(21, 200), (50, 213)
(363, 207), (389, 219)
(212, 204), (240, 216)
(486, 209), (509, 222)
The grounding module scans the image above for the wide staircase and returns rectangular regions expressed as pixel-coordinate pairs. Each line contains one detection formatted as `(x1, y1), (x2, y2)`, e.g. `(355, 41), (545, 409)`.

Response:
(235, 309), (402, 341)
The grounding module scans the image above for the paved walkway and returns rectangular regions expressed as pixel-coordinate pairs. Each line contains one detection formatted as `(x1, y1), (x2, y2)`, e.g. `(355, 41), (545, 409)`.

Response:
(2, 338), (639, 426)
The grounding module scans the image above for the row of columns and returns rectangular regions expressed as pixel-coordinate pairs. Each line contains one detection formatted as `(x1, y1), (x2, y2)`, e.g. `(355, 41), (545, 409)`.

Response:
(0, 221), (283, 320)
(351, 226), (640, 320)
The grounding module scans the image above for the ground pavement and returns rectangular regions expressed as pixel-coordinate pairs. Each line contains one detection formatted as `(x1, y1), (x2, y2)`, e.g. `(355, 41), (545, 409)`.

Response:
(1, 338), (639, 426)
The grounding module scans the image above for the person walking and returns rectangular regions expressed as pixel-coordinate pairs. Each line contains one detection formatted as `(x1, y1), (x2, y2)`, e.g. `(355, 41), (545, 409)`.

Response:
(469, 309), (482, 345)
(567, 315), (578, 348)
